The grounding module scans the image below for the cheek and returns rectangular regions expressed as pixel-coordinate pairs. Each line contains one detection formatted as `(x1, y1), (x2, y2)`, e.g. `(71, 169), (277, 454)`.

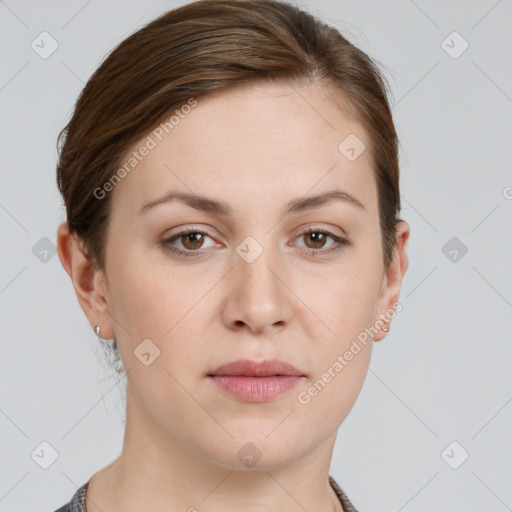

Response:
(106, 254), (210, 428)
(293, 251), (381, 417)
(106, 246), (217, 377)
(300, 254), (382, 345)
(106, 241), (192, 336)
(297, 273), (376, 425)
(298, 342), (372, 436)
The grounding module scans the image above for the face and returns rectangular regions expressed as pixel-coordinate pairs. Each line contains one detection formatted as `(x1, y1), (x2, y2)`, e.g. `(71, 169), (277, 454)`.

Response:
(74, 81), (408, 470)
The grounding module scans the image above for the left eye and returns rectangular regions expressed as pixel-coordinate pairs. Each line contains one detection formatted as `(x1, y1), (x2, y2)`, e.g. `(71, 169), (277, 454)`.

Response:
(296, 229), (339, 251)
(161, 228), (349, 258)
(292, 228), (351, 257)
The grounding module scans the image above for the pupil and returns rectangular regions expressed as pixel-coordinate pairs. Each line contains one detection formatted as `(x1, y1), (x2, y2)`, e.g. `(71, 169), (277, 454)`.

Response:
(183, 233), (203, 249)
(307, 232), (325, 248)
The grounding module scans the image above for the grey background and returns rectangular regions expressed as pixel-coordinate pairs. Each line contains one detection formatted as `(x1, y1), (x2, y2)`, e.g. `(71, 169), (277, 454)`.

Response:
(1, 0), (511, 510)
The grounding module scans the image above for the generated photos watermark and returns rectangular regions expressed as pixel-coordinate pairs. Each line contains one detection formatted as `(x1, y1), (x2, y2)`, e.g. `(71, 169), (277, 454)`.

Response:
(297, 301), (403, 405)
(93, 97), (198, 200)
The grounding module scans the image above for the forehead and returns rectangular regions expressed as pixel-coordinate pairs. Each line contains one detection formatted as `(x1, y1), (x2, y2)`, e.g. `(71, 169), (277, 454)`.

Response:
(111, 80), (377, 219)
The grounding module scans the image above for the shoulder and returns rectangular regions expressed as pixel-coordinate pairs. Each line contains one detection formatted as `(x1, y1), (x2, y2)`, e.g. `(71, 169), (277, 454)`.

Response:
(329, 475), (360, 512)
(53, 481), (89, 512)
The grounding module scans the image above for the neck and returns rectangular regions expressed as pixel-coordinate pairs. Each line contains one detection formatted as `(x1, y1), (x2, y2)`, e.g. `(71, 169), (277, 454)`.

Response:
(86, 384), (344, 512)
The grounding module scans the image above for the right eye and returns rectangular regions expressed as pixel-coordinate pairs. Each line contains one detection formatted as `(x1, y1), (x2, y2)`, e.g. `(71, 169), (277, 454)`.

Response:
(160, 229), (219, 257)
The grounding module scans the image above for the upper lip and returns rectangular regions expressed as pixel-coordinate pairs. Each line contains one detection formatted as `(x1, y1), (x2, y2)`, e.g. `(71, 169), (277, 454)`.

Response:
(208, 358), (305, 377)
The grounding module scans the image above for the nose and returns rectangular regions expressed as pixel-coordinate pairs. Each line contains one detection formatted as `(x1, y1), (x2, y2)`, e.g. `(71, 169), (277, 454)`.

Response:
(220, 240), (292, 336)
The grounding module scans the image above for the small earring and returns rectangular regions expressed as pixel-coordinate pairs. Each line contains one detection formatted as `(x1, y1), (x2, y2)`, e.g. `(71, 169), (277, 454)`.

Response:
(93, 324), (117, 345)
(382, 324), (389, 332)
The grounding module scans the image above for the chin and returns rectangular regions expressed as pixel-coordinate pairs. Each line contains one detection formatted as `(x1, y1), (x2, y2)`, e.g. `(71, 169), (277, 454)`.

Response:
(199, 429), (310, 472)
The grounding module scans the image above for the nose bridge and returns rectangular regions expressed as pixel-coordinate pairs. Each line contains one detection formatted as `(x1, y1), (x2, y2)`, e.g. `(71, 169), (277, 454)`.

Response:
(236, 233), (282, 299)
(225, 233), (290, 332)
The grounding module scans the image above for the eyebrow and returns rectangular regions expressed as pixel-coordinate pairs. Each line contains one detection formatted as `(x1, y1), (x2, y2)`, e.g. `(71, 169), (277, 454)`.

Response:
(139, 188), (366, 217)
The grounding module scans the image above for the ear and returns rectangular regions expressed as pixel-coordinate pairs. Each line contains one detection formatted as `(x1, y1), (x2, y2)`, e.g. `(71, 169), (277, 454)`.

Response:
(373, 220), (410, 342)
(56, 221), (115, 339)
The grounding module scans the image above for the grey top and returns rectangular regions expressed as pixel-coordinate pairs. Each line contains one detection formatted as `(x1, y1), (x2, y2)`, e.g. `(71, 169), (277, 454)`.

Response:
(54, 475), (359, 511)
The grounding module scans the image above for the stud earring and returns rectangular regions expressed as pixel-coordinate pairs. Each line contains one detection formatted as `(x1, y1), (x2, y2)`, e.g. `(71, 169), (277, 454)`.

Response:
(382, 324), (389, 332)
(93, 324), (116, 343)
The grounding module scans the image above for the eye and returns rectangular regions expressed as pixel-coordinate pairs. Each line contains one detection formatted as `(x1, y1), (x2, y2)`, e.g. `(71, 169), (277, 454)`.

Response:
(293, 228), (351, 256)
(160, 229), (218, 258)
(160, 226), (351, 259)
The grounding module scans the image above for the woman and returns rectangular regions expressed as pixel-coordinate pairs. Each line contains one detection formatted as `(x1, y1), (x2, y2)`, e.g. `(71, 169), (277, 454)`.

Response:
(54, 0), (409, 510)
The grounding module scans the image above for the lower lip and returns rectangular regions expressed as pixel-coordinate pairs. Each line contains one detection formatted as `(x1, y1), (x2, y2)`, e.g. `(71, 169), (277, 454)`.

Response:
(208, 375), (303, 402)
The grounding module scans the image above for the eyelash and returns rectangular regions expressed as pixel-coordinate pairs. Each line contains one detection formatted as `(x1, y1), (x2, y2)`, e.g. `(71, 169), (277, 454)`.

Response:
(160, 227), (351, 258)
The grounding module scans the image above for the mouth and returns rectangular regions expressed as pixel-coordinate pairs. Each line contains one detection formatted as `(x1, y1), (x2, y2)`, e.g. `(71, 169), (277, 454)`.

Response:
(207, 359), (305, 402)
(207, 358), (305, 378)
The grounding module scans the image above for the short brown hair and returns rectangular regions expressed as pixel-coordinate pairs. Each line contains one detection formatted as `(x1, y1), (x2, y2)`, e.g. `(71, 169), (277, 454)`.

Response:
(57, 0), (402, 274)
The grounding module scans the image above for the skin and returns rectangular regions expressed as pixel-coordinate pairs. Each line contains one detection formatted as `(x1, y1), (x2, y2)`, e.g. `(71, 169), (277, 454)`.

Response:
(57, 80), (409, 512)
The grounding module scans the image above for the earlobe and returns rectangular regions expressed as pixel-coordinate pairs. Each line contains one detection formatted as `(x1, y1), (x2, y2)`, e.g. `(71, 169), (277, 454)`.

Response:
(56, 221), (115, 338)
